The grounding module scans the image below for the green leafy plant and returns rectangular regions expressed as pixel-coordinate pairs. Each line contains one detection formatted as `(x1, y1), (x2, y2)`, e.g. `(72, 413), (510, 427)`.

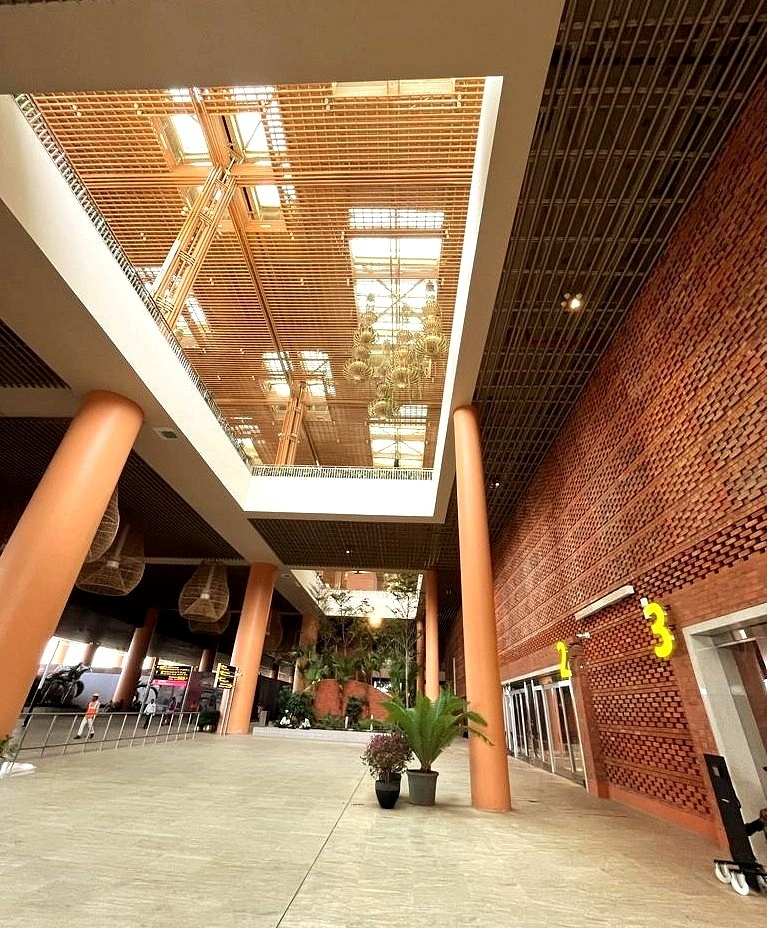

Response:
(383, 691), (489, 771)
(276, 689), (315, 728)
(1, 734), (19, 761)
(344, 694), (367, 725)
(361, 731), (412, 782)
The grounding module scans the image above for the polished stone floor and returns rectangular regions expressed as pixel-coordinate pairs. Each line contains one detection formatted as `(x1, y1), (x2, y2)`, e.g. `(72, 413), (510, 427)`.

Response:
(0, 734), (764, 927)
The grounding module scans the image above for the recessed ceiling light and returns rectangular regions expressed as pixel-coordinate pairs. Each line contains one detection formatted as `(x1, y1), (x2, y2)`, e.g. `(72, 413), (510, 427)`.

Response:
(562, 292), (584, 312)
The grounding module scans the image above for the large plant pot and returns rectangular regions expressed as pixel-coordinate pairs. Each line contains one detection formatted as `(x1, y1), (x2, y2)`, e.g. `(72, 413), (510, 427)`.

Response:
(406, 769), (439, 806)
(374, 778), (401, 809)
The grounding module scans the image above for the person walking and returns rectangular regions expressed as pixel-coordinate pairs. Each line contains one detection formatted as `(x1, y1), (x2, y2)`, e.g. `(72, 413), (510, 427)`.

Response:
(142, 697), (157, 730)
(74, 693), (100, 739)
(161, 695), (177, 726)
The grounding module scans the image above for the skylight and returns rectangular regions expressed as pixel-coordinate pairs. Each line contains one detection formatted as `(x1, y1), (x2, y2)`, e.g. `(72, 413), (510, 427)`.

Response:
(332, 79), (456, 98)
(262, 351), (291, 375)
(234, 112), (269, 154)
(254, 184), (281, 208)
(169, 114), (210, 162)
(348, 236), (442, 276)
(369, 420), (427, 469)
(300, 350), (332, 378)
(349, 208), (444, 230)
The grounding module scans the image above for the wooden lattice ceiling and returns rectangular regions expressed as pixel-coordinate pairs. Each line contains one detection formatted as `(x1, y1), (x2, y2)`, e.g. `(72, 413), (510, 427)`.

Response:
(29, 80), (485, 469)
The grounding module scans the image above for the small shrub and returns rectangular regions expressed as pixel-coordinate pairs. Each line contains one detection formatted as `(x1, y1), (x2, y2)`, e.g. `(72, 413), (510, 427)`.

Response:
(344, 694), (367, 725)
(277, 690), (315, 728)
(361, 731), (412, 782)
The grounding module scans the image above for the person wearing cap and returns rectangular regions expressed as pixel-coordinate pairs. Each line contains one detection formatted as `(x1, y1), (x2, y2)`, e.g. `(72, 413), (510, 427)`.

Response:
(74, 693), (101, 740)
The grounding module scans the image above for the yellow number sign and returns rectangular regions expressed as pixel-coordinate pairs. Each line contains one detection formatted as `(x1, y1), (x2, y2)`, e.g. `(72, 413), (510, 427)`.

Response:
(643, 600), (674, 660)
(556, 640), (571, 679)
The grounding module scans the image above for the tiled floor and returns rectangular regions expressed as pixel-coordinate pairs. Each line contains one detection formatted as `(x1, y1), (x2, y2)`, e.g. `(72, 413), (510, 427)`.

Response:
(1, 734), (764, 927)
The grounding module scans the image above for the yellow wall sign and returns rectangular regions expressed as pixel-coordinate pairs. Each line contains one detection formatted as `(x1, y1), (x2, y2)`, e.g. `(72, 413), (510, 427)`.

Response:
(643, 600), (675, 660)
(556, 640), (571, 679)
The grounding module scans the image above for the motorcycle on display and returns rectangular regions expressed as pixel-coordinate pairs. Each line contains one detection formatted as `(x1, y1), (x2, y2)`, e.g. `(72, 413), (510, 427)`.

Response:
(37, 662), (91, 707)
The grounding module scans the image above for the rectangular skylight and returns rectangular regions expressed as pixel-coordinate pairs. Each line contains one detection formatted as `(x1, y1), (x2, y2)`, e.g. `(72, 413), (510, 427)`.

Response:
(253, 184), (282, 208)
(169, 114), (210, 160)
(333, 79), (456, 98)
(300, 350), (332, 378)
(234, 112), (269, 154)
(349, 237), (442, 274)
(263, 351), (291, 375)
(349, 208), (444, 230)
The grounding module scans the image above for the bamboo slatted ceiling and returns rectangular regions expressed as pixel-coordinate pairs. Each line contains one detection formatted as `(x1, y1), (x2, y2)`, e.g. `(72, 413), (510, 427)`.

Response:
(30, 80), (485, 468)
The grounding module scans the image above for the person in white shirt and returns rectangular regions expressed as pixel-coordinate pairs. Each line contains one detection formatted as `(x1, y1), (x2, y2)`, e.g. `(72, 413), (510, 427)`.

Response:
(142, 698), (157, 730)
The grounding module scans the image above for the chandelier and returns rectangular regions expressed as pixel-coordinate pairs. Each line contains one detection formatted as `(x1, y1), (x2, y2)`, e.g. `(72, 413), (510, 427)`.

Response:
(343, 282), (448, 420)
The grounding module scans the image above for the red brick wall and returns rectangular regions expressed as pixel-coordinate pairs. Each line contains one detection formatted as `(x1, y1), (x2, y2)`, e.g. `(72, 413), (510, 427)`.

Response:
(487, 75), (767, 839)
(313, 679), (389, 720)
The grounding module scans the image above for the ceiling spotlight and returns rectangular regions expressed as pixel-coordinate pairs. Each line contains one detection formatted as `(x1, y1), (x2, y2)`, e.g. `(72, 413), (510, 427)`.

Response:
(345, 549), (351, 555)
(562, 292), (583, 312)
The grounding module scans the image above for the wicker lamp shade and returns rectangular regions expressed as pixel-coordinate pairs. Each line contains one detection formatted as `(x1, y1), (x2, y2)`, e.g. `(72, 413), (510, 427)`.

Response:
(85, 487), (120, 563)
(76, 523), (145, 596)
(179, 560), (229, 621)
(264, 610), (283, 651)
(188, 608), (231, 637)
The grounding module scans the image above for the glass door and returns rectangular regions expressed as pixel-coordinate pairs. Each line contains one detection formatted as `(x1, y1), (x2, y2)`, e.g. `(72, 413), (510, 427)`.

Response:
(503, 676), (585, 786)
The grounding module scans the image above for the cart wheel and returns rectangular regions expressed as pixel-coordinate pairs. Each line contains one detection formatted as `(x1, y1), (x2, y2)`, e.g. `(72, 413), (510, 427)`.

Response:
(731, 871), (750, 896)
(714, 862), (731, 883)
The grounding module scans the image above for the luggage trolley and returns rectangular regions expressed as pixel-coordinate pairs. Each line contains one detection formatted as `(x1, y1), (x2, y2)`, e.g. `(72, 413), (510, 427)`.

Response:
(705, 754), (767, 896)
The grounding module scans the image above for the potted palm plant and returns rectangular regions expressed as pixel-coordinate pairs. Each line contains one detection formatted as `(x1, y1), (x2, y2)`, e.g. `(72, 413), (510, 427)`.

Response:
(361, 730), (412, 808)
(383, 691), (488, 805)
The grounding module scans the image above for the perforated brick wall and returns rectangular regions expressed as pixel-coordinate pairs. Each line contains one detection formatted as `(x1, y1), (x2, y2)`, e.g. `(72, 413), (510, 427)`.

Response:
(485, 75), (767, 830)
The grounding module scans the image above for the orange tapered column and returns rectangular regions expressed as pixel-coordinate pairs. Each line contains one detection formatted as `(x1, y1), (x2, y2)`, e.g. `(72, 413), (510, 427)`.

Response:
(52, 640), (70, 666)
(199, 645), (217, 673)
(424, 570), (440, 700)
(226, 563), (277, 734)
(82, 641), (99, 667)
(416, 614), (425, 697)
(0, 391), (143, 737)
(112, 608), (158, 709)
(454, 405), (512, 812)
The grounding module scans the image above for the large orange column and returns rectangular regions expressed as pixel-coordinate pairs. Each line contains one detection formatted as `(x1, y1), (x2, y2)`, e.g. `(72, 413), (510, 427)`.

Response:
(112, 608), (158, 709)
(415, 614), (425, 696)
(82, 640), (99, 667)
(199, 645), (217, 673)
(0, 391), (143, 737)
(424, 570), (440, 700)
(226, 563), (277, 733)
(453, 405), (512, 812)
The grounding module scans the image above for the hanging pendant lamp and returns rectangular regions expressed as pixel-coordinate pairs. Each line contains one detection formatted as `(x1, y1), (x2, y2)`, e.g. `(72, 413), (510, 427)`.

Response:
(76, 523), (145, 596)
(179, 560), (229, 622)
(85, 487), (120, 563)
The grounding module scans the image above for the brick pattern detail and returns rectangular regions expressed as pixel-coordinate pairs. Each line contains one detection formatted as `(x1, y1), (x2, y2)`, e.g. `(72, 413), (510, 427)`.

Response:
(488, 76), (767, 830)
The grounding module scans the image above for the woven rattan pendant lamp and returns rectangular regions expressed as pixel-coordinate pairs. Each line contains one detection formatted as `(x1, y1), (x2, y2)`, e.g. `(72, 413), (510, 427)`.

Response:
(76, 523), (146, 595)
(188, 608), (231, 637)
(85, 487), (120, 563)
(179, 560), (229, 623)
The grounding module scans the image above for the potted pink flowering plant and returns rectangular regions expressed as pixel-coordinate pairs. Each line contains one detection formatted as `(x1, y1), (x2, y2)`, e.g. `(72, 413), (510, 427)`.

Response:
(361, 730), (412, 808)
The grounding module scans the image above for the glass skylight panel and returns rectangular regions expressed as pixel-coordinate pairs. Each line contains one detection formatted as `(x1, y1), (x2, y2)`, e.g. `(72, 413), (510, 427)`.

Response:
(169, 114), (210, 159)
(234, 112), (269, 154)
(332, 79), (455, 98)
(300, 351), (332, 378)
(168, 88), (192, 103)
(262, 351), (291, 374)
(400, 404), (428, 421)
(230, 86), (275, 102)
(263, 379), (291, 398)
(254, 184), (282, 208)
(185, 295), (211, 333)
(349, 208), (444, 230)
(348, 237), (442, 275)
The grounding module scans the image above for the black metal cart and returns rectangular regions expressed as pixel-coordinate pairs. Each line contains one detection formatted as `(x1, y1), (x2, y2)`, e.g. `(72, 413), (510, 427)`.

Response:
(705, 754), (767, 896)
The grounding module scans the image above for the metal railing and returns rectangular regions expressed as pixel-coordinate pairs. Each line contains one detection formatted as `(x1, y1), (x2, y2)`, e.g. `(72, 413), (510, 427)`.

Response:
(252, 464), (434, 480)
(4, 710), (201, 767)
